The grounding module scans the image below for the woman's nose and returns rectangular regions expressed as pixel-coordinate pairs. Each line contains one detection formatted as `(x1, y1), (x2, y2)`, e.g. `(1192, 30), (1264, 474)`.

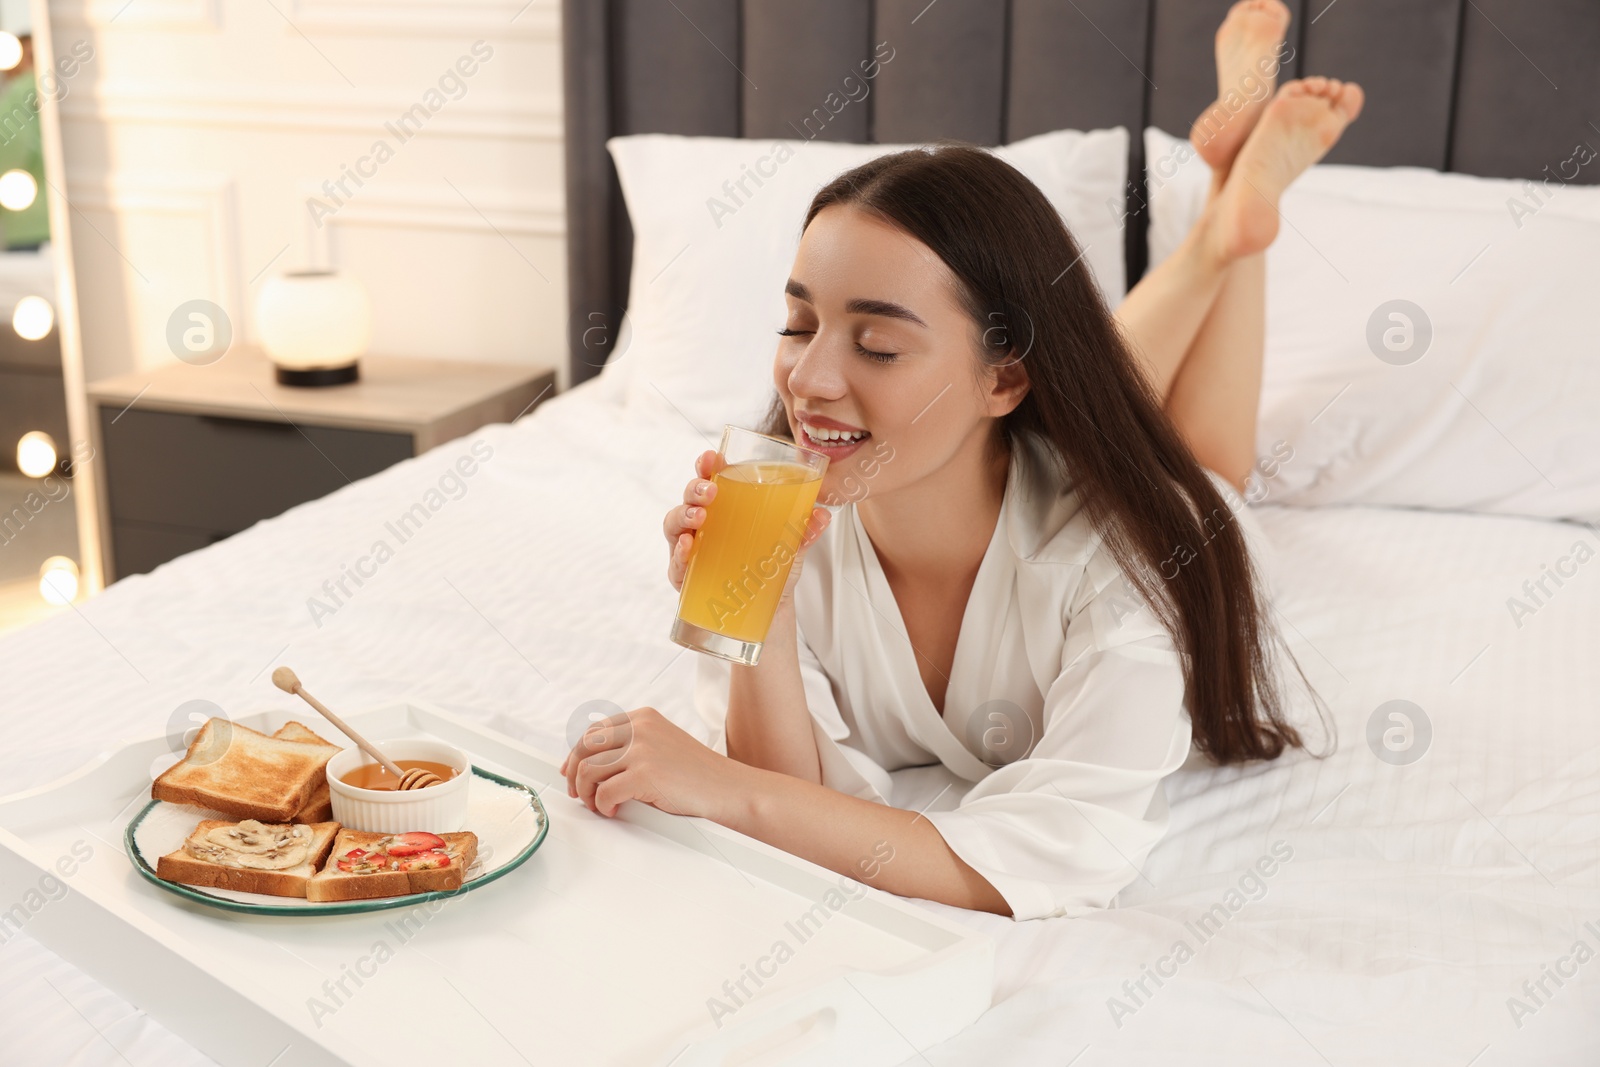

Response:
(784, 334), (848, 401)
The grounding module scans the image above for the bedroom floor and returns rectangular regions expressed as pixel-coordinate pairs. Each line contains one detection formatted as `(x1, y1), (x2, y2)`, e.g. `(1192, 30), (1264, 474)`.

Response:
(0, 470), (77, 635)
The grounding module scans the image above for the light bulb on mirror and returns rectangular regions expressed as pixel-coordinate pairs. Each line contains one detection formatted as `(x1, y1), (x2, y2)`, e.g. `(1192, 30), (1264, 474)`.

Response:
(16, 430), (56, 477)
(0, 169), (37, 211)
(13, 295), (53, 340)
(0, 33), (20, 73)
(39, 556), (79, 606)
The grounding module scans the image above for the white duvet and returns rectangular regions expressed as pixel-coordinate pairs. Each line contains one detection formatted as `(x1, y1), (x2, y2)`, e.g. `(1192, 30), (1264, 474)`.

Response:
(1, 376), (1596, 1065)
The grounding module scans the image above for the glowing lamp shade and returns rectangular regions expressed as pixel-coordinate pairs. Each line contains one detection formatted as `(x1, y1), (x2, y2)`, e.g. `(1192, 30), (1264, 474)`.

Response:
(16, 430), (56, 477)
(256, 271), (370, 386)
(13, 295), (53, 340)
(0, 34), (20, 72)
(0, 169), (37, 211)
(39, 556), (79, 605)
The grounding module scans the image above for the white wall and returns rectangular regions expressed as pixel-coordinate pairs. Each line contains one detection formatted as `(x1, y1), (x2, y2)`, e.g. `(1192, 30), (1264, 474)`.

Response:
(48, 0), (567, 385)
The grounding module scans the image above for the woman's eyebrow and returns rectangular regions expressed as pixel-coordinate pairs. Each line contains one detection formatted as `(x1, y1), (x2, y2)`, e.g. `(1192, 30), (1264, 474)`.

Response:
(846, 298), (927, 328)
(783, 280), (927, 328)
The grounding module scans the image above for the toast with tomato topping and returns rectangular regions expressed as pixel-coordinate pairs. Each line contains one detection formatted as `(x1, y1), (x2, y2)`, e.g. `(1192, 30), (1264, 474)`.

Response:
(274, 721), (337, 822)
(156, 819), (341, 898)
(153, 719), (339, 823)
(306, 829), (479, 902)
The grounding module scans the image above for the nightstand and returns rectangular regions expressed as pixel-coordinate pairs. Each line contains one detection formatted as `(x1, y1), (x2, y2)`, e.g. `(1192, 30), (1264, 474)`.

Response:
(87, 349), (556, 581)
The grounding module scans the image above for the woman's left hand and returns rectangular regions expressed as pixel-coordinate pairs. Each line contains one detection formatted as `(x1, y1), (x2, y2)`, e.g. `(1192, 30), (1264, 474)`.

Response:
(559, 706), (747, 821)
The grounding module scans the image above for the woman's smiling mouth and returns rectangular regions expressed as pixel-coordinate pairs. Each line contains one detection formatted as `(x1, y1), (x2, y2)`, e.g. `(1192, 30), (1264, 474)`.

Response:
(795, 412), (871, 459)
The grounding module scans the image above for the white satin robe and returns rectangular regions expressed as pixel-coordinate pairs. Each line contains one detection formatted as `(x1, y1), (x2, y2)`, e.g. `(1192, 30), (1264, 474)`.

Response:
(695, 428), (1276, 921)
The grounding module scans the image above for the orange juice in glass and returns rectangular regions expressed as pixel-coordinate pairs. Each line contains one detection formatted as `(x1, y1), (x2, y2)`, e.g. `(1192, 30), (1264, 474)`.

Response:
(671, 425), (828, 666)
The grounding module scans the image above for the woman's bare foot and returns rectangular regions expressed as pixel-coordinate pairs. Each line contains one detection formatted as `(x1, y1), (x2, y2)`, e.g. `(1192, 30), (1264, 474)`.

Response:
(1189, 0), (1293, 174)
(1207, 76), (1364, 261)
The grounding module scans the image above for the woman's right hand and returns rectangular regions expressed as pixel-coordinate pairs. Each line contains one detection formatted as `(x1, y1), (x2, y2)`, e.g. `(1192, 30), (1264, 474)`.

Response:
(665, 449), (723, 593)
(664, 449), (832, 597)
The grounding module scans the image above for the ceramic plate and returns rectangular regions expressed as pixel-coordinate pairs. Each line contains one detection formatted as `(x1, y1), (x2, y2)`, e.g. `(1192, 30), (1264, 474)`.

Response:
(125, 765), (548, 916)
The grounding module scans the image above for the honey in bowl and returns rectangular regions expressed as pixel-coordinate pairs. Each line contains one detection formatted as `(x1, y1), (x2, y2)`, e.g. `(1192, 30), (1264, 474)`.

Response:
(340, 759), (458, 791)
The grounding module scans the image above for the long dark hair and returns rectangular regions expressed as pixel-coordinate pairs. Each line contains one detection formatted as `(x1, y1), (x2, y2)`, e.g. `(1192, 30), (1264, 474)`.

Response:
(759, 143), (1327, 765)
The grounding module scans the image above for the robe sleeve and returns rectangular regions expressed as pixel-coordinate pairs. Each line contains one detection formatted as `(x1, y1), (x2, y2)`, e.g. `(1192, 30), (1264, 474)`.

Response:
(693, 625), (895, 805)
(921, 539), (1195, 922)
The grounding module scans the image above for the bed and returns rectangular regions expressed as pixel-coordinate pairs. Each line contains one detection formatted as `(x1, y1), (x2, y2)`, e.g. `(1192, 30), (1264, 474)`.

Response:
(5, 0), (1600, 1063)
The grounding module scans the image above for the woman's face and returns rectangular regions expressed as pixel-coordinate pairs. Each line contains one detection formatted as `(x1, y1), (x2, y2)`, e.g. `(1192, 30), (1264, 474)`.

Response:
(775, 204), (1028, 507)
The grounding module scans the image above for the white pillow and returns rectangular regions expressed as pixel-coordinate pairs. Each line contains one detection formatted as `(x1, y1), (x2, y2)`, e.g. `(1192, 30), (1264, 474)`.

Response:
(1144, 126), (1600, 523)
(606, 128), (1130, 435)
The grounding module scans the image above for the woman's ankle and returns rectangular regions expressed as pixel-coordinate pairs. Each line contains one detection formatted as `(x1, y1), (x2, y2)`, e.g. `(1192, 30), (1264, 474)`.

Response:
(1182, 199), (1238, 276)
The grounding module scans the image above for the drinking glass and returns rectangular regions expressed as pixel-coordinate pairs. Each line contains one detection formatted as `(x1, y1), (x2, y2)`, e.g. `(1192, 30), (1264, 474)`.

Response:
(670, 425), (828, 666)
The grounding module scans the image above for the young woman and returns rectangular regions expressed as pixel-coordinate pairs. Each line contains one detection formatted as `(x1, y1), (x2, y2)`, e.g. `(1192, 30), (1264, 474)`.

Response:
(562, 1), (1360, 920)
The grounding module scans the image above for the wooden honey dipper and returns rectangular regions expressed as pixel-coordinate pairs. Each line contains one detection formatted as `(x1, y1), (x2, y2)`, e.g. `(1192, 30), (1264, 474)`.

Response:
(271, 666), (443, 790)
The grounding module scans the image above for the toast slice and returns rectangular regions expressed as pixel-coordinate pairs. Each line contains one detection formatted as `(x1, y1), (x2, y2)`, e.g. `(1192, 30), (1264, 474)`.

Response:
(293, 780), (333, 823)
(156, 819), (340, 898)
(153, 719), (339, 822)
(306, 829), (478, 903)
(275, 722), (338, 822)
(274, 720), (337, 747)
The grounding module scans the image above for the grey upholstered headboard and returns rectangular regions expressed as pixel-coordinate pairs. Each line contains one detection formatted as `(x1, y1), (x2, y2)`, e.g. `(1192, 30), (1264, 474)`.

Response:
(561, 0), (1600, 386)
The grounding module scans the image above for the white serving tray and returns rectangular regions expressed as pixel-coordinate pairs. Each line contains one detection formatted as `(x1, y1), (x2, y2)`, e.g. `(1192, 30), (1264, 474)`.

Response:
(0, 701), (993, 1066)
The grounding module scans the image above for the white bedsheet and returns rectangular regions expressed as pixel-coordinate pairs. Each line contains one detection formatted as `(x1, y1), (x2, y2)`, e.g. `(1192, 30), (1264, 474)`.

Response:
(1, 377), (1595, 1065)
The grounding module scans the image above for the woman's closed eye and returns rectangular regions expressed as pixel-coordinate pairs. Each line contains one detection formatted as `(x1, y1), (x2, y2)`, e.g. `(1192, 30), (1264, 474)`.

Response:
(777, 327), (898, 364)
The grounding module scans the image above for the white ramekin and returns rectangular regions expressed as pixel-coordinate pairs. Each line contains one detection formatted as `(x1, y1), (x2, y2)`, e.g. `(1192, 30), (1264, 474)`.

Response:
(326, 739), (472, 834)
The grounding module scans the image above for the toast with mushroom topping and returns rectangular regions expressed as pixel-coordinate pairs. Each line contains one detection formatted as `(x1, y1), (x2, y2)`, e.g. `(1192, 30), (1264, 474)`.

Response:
(156, 819), (341, 898)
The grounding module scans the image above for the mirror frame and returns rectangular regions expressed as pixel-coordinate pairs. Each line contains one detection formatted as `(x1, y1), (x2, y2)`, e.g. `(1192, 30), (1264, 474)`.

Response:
(29, 0), (100, 595)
